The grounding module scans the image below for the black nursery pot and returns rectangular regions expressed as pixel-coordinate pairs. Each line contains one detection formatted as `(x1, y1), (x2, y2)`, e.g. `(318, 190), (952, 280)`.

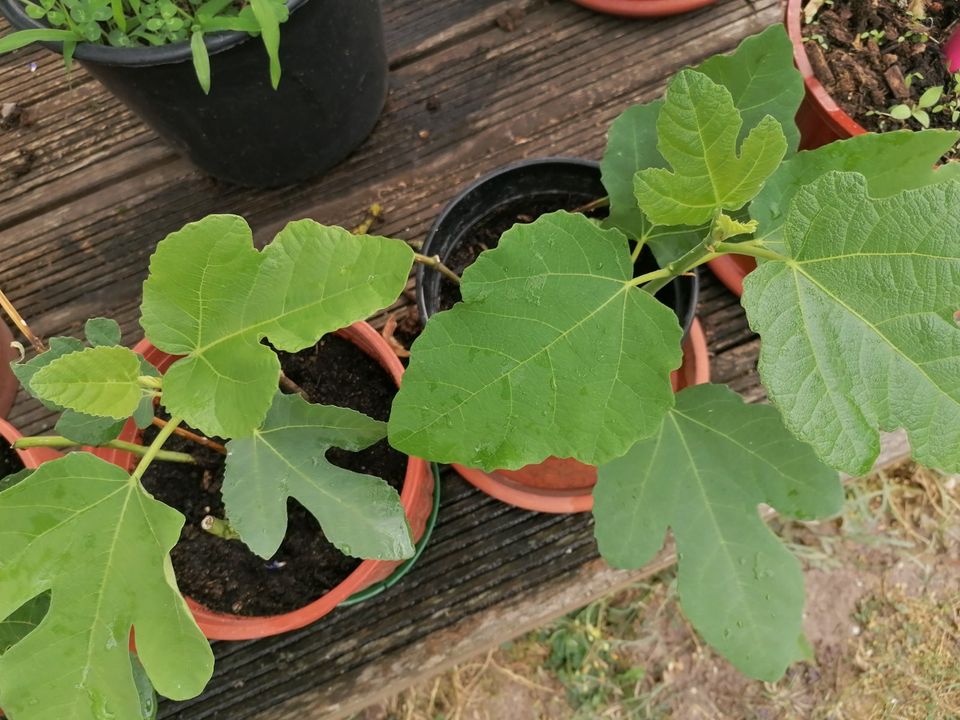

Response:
(0, 0), (388, 188)
(417, 158), (699, 333)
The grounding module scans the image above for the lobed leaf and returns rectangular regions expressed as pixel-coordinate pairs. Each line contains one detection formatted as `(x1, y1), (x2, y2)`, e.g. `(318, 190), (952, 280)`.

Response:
(634, 70), (787, 227)
(30, 345), (144, 420)
(743, 173), (960, 475)
(141, 215), (414, 438)
(224, 392), (412, 560)
(0, 453), (213, 720)
(694, 25), (803, 153)
(593, 384), (841, 680)
(389, 211), (682, 471)
(752, 129), (960, 252)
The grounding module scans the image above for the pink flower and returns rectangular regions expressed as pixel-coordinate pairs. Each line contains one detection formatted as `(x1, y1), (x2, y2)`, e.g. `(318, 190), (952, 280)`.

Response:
(946, 26), (960, 73)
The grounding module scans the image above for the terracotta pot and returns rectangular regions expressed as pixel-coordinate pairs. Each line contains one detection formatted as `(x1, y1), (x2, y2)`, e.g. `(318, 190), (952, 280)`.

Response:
(706, 254), (757, 298)
(114, 322), (436, 641)
(0, 417), (60, 469)
(451, 319), (710, 513)
(786, 0), (866, 151)
(570, 0), (716, 17)
(0, 323), (18, 419)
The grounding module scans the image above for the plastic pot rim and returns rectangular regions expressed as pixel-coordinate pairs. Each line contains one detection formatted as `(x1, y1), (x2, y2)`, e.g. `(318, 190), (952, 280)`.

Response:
(417, 155), (699, 339)
(0, 0), (307, 64)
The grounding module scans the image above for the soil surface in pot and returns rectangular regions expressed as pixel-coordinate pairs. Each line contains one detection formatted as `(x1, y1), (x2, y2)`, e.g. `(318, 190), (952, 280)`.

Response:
(141, 335), (406, 616)
(0, 438), (25, 480)
(802, 0), (960, 158)
(437, 195), (606, 312)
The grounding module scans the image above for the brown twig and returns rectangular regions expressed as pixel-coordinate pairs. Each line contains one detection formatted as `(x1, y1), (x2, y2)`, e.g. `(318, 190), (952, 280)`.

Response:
(570, 196), (610, 215)
(279, 371), (310, 400)
(152, 417), (227, 455)
(414, 253), (462, 286)
(0, 287), (45, 354)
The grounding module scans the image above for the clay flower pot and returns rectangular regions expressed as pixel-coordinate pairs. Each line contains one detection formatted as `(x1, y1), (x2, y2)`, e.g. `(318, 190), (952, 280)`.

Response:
(0, 417), (60, 468)
(786, 0), (866, 150)
(570, 0), (716, 17)
(112, 322), (436, 641)
(417, 157), (710, 513)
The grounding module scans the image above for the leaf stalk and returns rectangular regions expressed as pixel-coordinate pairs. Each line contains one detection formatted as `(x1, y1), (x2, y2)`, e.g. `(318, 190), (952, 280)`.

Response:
(14, 436), (197, 464)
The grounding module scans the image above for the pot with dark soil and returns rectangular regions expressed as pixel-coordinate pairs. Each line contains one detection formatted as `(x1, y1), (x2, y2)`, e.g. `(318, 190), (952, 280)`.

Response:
(569, 0), (716, 17)
(413, 158), (710, 513)
(788, 0), (960, 152)
(120, 322), (436, 640)
(0, 0), (388, 188)
(1, 213), (442, 716)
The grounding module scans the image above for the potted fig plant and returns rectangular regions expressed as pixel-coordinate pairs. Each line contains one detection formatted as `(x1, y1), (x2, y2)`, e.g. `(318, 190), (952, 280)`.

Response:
(0, 0), (388, 187)
(390, 26), (960, 685)
(0, 215), (442, 718)
(416, 156), (709, 513)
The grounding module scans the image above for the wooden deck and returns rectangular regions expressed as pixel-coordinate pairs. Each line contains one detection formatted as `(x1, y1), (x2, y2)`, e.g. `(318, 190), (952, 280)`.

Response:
(0, 0), (860, 717)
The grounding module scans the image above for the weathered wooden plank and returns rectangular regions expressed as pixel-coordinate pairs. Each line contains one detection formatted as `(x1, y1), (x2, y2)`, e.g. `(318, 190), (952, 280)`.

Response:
(1, 0), (779, 365)
(0, 0), (548, 224)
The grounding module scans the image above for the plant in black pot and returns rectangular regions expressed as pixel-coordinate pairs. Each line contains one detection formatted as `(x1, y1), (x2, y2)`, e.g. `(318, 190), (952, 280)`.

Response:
(0, 0), (388, 187)
(414, 157), (708, 513)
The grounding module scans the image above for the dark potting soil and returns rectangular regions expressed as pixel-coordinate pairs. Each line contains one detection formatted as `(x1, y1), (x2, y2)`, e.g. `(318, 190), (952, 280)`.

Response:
(437, 194), (606, 312)
(140, 334), (407, 617)
(802, 0), (960, 156)
(0, 439), (24, 479)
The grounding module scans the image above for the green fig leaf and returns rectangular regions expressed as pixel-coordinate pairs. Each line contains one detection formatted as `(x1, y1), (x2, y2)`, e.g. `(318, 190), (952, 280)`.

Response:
(54, 411), (126, 445)
(602, 26), (803, 241)
(141, 215), (414, 438)
(743, 173), (960, 475)
(389, 211), (682, 471)
(224, 391), (412, 560)
(634, 70), (787, 227)
(0, 453), (213, 720)
(695, 24), (803, 153)
(593, 384), (841, 680)
(753, 129), (960, 252)
(30, 345), (144, 420)
(0, 593), (49, 655)
(11, 336), (85, 410)
(84, 317), (122, 347)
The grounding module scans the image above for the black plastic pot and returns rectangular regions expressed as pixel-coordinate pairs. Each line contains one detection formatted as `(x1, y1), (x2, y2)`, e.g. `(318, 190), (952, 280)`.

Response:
(0, 0), (388, 188)
(417, 158), (699, 335)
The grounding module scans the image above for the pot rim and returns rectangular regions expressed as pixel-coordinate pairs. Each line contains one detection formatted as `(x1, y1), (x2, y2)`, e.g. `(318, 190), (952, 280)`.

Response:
(418, 156), (700, 337)
(112, 321), (435, 641)
(0, 0), (305, 64)
(785, 0), (866, 138)
(570, 0), (716, 17)
(0, 416), (61, 468)
(452, 317), (711, 514)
